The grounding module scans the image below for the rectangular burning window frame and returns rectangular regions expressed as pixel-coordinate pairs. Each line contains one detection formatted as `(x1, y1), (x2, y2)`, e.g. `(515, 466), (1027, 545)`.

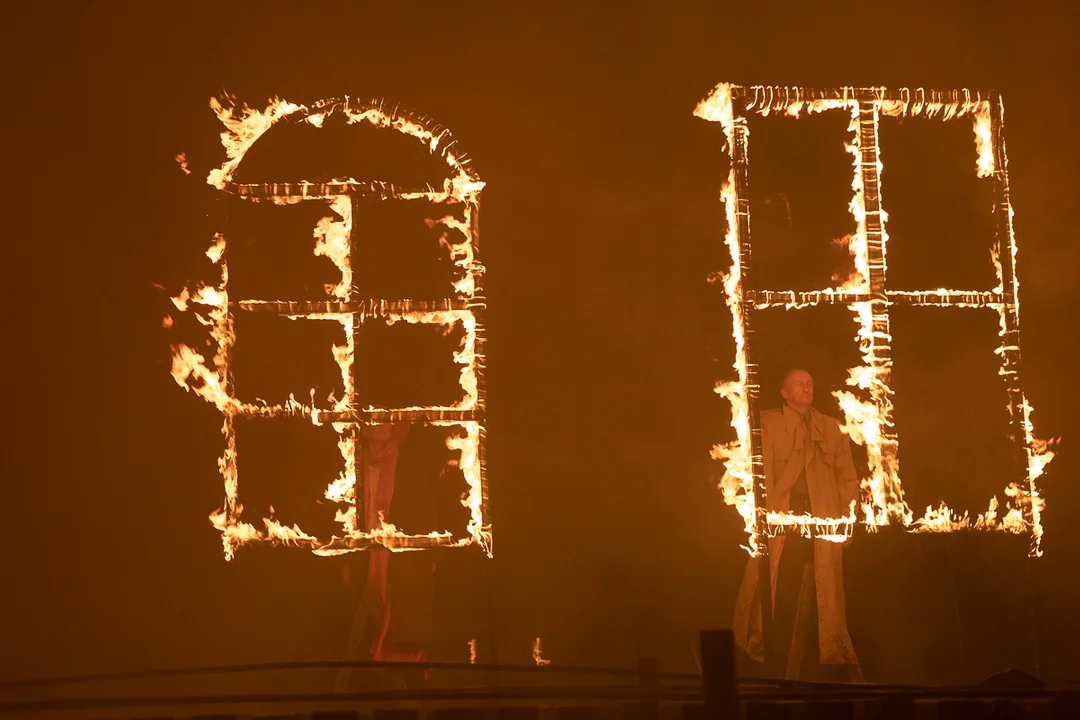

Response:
(170, 97), (492, 561)
(695, 85), (1054, 558)
(225, 190), (488, 559)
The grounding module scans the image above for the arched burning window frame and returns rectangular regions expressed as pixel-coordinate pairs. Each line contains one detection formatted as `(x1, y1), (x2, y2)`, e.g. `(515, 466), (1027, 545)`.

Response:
(169, 97), (491, 560)
(695, 85), (1055, 559)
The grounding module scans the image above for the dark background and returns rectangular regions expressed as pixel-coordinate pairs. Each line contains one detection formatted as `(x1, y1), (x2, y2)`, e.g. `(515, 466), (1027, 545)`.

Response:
(3, 0), (1078, 696)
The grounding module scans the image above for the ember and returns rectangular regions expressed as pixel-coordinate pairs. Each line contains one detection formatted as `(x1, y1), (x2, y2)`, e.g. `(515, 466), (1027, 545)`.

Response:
(532, 637), (551, 666)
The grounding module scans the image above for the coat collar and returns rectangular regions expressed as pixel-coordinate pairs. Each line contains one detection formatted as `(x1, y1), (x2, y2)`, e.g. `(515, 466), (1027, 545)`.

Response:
(782, 404), (824, 442)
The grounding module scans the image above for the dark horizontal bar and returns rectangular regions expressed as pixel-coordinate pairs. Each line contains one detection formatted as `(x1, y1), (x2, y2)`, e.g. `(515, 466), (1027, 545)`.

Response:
(1, 660), (701, 691)
(234, 299), (472, 316)
(225, 181), (458, 201)
(5, 683), (1076, 715)
(0, 686), (704, 715)
(744, 290), (1004, 308)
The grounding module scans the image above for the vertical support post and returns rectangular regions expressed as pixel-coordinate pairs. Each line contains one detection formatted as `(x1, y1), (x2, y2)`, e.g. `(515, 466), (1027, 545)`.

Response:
(854, 97), (902, 517)
(218, 228), (241, 544)
(728, 113), (774, 674)
(469, 196), (492, 555)
(700, 630), (739, 719)
(336, 193), (368, 694)
(987, 95), (1045, 676)
(464, 195), (499, 683)
(469, 197), (486, 427)
(348, 194), (366, 533)
(987, 97), (1033, 518)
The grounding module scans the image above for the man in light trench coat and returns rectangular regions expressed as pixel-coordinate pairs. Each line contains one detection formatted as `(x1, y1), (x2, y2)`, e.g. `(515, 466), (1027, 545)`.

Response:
(732, 368), (863, 680)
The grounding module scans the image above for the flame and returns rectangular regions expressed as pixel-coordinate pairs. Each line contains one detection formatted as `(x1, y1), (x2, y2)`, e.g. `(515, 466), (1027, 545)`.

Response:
(878, 88), (989, 122)
(446, 422), (491, 554)
(324, 421), (356, 529)
(710, 189), (757, 553)
(694, 82), (734, 130)
(910, 502), (972, 533)
(332, 99), (486, 203)
(697, 85), (1056, 557)
(206, 96), (303, 190)
(310, 197), (357, 532)
(829, 103), (909, 530)
(765, 501), (858, 542)
(697, 83), (761, 555)
(841, 105), (870, 294)
(206, 234), (226, 264)
(532, 637), (551, 666)
(374, 310), (478, 410)
(175, 152), (191, 175)
(973, 102), (995, 178)
(169, 234), (236, 414)
(469, 639), (477, 664)
(986, 129), (1054, 554)
(313, 197), (353, 299)
(429, 212), (481, 297)
(172, 95), (490, 559)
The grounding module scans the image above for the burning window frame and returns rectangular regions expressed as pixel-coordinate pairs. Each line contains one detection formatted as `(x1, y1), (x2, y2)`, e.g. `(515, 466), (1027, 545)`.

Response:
(695, 85), (1055, 558)
(169, 96), (492, 560)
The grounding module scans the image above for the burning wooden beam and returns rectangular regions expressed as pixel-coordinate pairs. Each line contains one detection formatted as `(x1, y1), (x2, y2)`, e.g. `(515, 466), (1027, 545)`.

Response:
(168, 96), (491, 560)
(696, 84), (1055, 556)
(234, 299), (471, 315)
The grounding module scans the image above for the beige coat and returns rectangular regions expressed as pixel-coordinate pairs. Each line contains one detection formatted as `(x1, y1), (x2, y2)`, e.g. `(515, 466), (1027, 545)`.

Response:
(732, 406), (860, 665)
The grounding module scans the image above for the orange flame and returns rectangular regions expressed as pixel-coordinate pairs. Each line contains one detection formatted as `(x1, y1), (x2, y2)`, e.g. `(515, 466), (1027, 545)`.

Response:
(313, 197), (353, 299)
(175, 152), (191, 175)
(532, 637), (551, 666)
(697, 85), (1056, 556)
(696, 83), (761, 556)
(206, 96), (303, 190)
(973, 102), (995, 178)
(446, 422), (491, 553)
(171, 96), (490, 559)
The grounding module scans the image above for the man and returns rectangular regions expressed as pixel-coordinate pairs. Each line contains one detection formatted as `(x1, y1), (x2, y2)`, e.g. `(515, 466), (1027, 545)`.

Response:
(337, 424), (438, 691)
(732, 368), (862, 680)
(359, 424), (434, 665)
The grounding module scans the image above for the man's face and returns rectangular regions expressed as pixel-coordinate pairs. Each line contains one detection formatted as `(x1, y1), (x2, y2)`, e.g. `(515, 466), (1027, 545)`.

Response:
(781, 370), (814, 408)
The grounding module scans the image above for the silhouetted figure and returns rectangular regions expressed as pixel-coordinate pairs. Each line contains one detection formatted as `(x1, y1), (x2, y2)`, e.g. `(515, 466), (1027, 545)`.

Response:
(733, 369), (863, 681)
